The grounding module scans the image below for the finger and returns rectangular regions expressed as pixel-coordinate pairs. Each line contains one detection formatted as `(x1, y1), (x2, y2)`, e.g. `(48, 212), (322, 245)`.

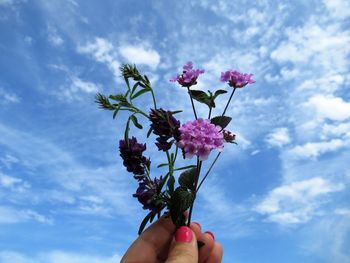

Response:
(198, 232), (215, 263)
(189, 223), (215, 263)
(166, 226), (198, 263)
(121, 216), (176, 263)
(204, 241), (223, 263)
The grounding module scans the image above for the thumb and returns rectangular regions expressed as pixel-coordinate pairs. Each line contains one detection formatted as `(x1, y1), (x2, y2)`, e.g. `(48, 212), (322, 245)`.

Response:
(166, 226), (198, 263)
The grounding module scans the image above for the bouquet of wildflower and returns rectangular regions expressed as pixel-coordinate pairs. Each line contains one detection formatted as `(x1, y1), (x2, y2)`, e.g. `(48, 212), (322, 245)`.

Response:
(96, 62), (255, 234)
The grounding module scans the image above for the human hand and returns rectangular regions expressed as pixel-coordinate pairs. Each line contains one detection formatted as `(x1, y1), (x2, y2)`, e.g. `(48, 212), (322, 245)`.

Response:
(121, 216), (223, 263)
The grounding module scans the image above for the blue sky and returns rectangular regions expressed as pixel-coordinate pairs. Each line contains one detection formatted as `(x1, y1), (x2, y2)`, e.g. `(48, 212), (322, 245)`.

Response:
(0, 0), (350, 262)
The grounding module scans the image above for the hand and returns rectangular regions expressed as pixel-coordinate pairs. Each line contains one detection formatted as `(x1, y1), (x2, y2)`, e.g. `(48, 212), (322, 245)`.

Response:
(121, 215), (223, 263)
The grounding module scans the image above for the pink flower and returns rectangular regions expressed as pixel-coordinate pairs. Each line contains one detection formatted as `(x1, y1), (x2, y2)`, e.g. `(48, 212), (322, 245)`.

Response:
(220, 70), (255, 88)
(177, 118), (224, 161)
(170, 62), (204, 87)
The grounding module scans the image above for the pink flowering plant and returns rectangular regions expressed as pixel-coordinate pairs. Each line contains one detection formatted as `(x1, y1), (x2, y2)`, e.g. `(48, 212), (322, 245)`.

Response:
(96, 62), (255, 234)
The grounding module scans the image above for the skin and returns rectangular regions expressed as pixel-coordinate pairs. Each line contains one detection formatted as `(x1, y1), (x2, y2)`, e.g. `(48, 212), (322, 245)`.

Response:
(121, 216), (223, 263)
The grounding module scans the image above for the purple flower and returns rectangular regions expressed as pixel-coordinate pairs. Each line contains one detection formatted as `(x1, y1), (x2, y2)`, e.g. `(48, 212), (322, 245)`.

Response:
(177, 118), (224, 161)
(223, 130), (236, 143)
(119, 137), (150, 176)
(133, 176), (165, 212)
(149, 108), (181, 151)
(220, 70), (255, 88)
(170, 62), (204, 87)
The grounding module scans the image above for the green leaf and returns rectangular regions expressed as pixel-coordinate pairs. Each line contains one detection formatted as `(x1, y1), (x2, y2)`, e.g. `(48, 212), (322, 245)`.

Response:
(173, 165), (197, 172)
(109, 94), (130, 107)
(147, 126), (153, 138)
(124, 117), (131, 144)
(178, 168), (197, 191)
(131, 82), (140, 96)
(189, 90), (213, 107)
(211, 116), (232, 129)
(138, 211), (154, 235)
(112, 105), (122, 119)
(130, 115), (143, 129)
(171, 110), (183, 115)
(149, 212), (157, 223)
(157, 163), (170, 168)
(158, 173), (169, 191)
(131, 88), (151, 100)
(169, 187), (194, 227)
(213, 89), (227, 98)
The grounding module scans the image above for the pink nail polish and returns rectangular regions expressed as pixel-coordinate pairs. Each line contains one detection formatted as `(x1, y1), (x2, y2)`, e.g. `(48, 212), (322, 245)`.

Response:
(205, 231), (215, 240)
(192, 222), (201, 230)
(175, 226), (193, 243)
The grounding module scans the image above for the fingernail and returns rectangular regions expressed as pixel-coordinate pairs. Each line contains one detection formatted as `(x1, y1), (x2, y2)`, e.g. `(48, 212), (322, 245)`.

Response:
(175, 226), (193, 243)
(193, 222), (201, 230)
(205, 231), (215, 240)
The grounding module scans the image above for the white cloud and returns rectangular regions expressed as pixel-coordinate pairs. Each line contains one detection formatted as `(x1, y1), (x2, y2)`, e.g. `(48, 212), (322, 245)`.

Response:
(0, 251), (121, 263)
(48, 34), (64, 46)
(59, 76), (100, 101)
(0, 153), (19, 169)
(77, 38), (120, 80)
(323, 0), (350, 19)
(0, 0), (13, 5)
(256, 177), (345, 224)
(271, 22), (350, 72)
(47, 25), (64, 46)
(288, 139), (347, 159)
(0, 206), (53, 224)
(0, 173), (30, 192)
(321, 122), (350, 139)
(305, 94), (350, 122)
(0, 88), (20, 104)
(266, 127), (291, 148)
(119, 45), (160, 69)
(335, 208), (350, 217)
(0, 123), (139, 219)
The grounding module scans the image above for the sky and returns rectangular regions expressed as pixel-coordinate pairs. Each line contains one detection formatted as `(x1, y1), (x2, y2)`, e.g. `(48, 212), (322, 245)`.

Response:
(0, 0), (349, 262)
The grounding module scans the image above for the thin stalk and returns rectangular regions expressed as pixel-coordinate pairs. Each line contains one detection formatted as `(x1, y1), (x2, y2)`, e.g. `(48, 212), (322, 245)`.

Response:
(150, 88), (157, 109)
(166, 151), (174, 176)
(187, 87), (198, 119)
(221, 87), (237, 116)
(187, 159), (202, 226)
(196, 152), (221, 193)
(208, 107), (212, 119)
(131, 106), (149, 119)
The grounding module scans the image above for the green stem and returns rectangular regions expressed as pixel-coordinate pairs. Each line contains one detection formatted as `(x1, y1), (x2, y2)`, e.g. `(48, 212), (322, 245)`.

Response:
(187, 159), (202, 226)
(150, 88), (157, 109)
(166, 150), (174, 176)
(196, 152), (221, 193)
(131, 106), (149, 119)
(208, 107), (212, 119)
(187, 87), (198, 119)
(222, 87), (237, 116)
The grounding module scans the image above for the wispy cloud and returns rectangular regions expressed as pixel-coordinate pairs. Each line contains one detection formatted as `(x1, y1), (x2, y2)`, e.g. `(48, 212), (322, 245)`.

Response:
(119, 45), (160, 69)
(0, 87), (20, 104)
(77, 38), (120, 81)
(255, 177), (345, 224)
(0, 206), (53, 224)
(0, 250), (121, 263)
(266, 127), (291, 148)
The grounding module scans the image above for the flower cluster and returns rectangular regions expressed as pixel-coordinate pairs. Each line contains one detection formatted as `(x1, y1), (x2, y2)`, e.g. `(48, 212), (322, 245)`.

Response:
(119, 137), (150, 176)
(223, 130), (236, 143)
(149, 108), (181, 151)
(170, 61), (204, 87)
(177, 118), (224, 161)
(133, 176), (165, 213)
(97, 62), (256, 232)
(220, 70), (255, 88)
